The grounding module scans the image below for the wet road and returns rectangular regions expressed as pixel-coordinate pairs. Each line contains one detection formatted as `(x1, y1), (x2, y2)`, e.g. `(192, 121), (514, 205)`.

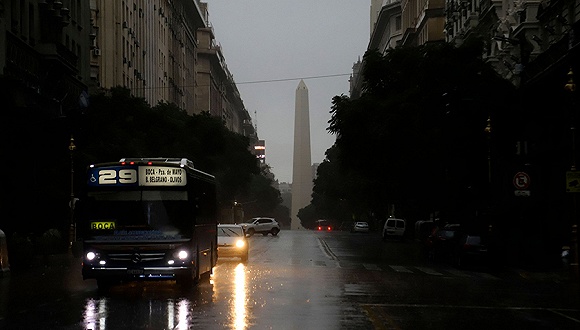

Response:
(1, 230), (579, 329)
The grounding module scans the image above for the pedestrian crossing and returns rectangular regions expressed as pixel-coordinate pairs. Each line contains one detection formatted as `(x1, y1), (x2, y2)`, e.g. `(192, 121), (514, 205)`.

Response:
(261, 258), (502, 280)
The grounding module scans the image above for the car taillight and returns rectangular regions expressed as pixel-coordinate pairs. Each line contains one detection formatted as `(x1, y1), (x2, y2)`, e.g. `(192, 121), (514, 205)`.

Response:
(327, 226), (332, 231)
(317, 226), (322, 231)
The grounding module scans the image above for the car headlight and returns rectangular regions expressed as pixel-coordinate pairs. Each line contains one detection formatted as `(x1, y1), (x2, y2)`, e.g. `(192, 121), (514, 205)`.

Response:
(235, 240), (245, 248)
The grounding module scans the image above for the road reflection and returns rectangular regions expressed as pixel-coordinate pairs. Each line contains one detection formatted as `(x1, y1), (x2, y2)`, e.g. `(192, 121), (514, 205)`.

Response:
(168, 298), (191, 330)
(81, 262), (249, 329)
(83, 297), (108, 330)
(213, 261), (249, 329)
(233, 263), (248, 329)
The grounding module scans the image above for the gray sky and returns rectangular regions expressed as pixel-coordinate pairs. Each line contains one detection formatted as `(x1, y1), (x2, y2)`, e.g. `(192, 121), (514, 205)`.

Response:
(207, 1), (370, 183)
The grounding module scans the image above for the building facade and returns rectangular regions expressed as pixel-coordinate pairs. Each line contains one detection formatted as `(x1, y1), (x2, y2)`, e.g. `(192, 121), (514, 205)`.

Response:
(1, 0), (92, 116)
(1, 0), (255, 138)
(354, 0), (580, 268)
(88, 0), (253, 138)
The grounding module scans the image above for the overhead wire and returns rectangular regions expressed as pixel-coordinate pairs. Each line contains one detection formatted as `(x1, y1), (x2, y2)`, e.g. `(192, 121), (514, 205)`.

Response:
(137, 73), (353, 90)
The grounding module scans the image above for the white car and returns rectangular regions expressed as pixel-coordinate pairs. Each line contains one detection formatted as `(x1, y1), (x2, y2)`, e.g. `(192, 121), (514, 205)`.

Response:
(351, 221), (370, 233)
(383, 218), (406, 239)
(241, 217), (280, 236)
(217, 224), (249, 262)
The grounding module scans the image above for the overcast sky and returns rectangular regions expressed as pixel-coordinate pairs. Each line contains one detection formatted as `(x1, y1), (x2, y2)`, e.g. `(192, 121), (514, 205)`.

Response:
(206, 1), (370, 183)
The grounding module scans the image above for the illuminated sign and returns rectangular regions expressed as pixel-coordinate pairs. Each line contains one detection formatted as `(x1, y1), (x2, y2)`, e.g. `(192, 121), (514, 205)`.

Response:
(139, 166), (186, 186)
(91, 221), (116, 230)
(88, 166), (187, 187)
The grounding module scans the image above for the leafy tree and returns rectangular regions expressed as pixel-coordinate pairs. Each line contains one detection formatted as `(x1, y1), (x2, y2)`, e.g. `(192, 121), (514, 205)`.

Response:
(0, 84), (277, 238)
(315, 40), (516, 224)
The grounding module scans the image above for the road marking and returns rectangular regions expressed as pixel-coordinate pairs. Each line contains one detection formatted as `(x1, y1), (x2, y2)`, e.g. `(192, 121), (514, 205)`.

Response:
(362, 304), (580, 328)
(363, 303), (580, 314)
(344, 283), (374, 296)
(390, 265), (413, 273)
(317, 238), (339, 260)
(363, 263), (382, 271)
(313, 260), (327, 267)
(415, 267), (443, 275)
(445, 269), (471, 277)
(477, 272), (500, 280)
(549, 309), (580, 323)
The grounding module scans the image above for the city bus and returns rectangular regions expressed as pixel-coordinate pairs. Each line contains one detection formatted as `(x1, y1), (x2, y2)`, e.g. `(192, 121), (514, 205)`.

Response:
(76, 158), (217, 290)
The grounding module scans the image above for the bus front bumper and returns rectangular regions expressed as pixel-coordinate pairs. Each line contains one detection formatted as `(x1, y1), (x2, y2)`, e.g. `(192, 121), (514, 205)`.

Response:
(82, 265), (192, 281)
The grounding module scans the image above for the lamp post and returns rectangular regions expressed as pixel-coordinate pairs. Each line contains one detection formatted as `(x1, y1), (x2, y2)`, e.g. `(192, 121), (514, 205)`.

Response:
(565, 68), (579, 277)
(68, 135), (76, 248)
(485, 115), (492, 186)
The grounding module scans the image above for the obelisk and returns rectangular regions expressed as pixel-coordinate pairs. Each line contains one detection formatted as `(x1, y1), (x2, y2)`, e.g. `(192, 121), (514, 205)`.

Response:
(291, 80), (312, 230)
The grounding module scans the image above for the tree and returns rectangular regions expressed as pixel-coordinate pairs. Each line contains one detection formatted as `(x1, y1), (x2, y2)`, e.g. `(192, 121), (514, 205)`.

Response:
(0, 85), (276, 238)
(316, 40), (516, 223)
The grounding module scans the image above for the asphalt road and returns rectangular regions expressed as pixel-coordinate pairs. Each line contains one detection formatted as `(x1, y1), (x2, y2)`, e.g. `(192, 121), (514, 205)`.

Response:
(1, 230), (579, 329)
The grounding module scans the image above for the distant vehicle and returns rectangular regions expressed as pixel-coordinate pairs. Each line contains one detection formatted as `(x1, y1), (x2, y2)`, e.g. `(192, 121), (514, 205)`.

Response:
(77, 158), (217, 290)
(383, 218), (406, 239)
(217, 224), (248, 262)
(453, 233), (488, 267)
(315, 220), (333, 231)
(351, 221), (370, 233)
(241, 217), (280, 236)
(414, 220), (436, 243)
(426, 224), (463, 262)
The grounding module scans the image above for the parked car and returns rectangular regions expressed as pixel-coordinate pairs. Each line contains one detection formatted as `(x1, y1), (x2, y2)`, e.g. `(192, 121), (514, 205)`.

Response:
(453, 233), (489, 267)
(351, 221), (370, 233)
(217, 224), (249, 262)
(414, 220), (436, 243)
(382, 218), (406, 239)
(425, 224), (463, 262)
(241, 217), (280, 236)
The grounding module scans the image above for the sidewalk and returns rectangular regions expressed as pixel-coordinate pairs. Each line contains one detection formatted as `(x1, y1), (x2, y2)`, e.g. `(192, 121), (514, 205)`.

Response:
(2, 251), (82, 277)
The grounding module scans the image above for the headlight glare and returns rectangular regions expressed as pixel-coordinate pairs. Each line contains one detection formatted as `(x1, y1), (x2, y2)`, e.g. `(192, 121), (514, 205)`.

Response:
(86, 251), (97, 261)
(235, 240), (245, 248)
(177, 250), (188, 260)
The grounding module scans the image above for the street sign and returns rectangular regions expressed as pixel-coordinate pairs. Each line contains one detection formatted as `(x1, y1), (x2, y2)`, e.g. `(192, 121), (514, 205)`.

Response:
(514, 190), (531, 197)
(566, 171), (580, 193)
(513, 172), (530, 190)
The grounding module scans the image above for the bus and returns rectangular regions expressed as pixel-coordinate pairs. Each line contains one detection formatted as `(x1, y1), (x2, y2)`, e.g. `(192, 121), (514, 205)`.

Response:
(77, 158), (217, 290)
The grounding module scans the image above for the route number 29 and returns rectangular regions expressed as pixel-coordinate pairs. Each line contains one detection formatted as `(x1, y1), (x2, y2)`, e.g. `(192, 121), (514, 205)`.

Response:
(99, 169), (138, 184)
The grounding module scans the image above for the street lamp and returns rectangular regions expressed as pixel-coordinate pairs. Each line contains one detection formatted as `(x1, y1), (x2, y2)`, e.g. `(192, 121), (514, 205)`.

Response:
(68, 135), (76, 248)
(485, 115), (492, 185)
(565, 68), (579, 277)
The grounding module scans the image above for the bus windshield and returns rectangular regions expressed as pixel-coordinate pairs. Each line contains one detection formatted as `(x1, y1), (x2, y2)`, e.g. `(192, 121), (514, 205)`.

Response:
(80, 190), (193, 238)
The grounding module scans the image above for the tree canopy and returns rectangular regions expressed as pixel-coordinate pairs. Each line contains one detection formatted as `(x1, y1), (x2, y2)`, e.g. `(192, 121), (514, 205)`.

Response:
(0, 85), (288, 235)
(311, 40), (517, 226)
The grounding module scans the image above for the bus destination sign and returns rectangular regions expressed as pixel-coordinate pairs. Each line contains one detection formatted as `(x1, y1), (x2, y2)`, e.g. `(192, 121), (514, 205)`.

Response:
(88, 165), (187, 187)
(139, 166), (186, 186)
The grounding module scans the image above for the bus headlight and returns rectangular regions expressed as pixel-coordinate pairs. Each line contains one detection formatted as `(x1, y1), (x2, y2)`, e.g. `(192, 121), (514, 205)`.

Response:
(86, 251), (97, 261)
(177, 250), (188, 260)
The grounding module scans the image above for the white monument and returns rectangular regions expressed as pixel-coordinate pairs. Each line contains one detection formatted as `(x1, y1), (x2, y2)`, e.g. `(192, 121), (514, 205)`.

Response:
(291, 80), (313, 230)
